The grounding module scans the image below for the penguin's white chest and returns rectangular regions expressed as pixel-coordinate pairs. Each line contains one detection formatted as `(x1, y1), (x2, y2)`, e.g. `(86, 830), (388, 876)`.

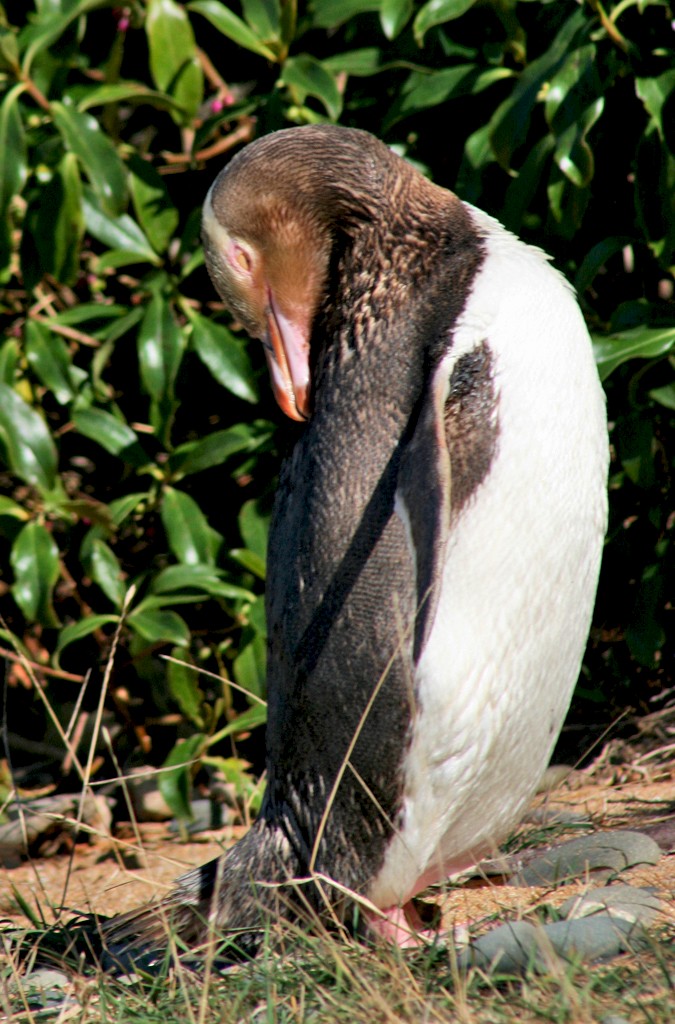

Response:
(368, 217), (608, 909)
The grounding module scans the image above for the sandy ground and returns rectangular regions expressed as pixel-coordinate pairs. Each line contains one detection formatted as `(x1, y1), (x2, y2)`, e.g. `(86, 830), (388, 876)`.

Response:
(1, 756), (674, 941)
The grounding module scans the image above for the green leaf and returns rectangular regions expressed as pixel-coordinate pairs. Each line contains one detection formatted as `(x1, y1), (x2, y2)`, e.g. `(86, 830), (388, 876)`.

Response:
(95, 249), (165, 272)
(51, 102), (127, 218)
(233, 630), (267, 699)
(137, 292), (186, 403)
(649, 384), (675, 410)
(55, 152), (85, 283)
(461, 122), (494, 176)
(241, 0), (281, 42)
(168, 424), (268, 478)
(280, 55), (342, 120)
(546, 162), (590, 231)
(0, 383), (58, 490)
(238, 498), (269, 562)
(47, 303), (134, 329)
(20, 0), (112, 74)
(0, 26), (20, 72)
(82, 188), (160, 264)
(89, 539), (127, 609)
(545, 45), (603, 188)
(573, 236), (634, 296)
(188, 0), (277, 60)
(488, 8), (586, 170)
(636, 70), (675, 155)
(161, 486), (222, 566)
(24, 319), (77, 405)
(10, 521), (60, 627)
(0, 84), (28, 268)
(615, 412), (654, 488)
(179, 246), (205, 281)
(0, 496), (30, 521)
(202, 755), (264, 812)
(0, 339), (19, 385)
(309, 0), (380, 31)
(593, 326), (675, 380)
(634, 126), (675, 265)
(108, 492), (148, 526)
(229, 547), (266, 580)
(248, 593), (267, 636)
(72, 407), (150, 465)
(127, 606), (191, 647)
(167, 648), (204, 727)
(131, 594), (205, 612)
(20, 156), (84, 288)
(279, 0), (296, 49)
(77, 81), (186, 116)
(146, 0), (204, 123)
(413, 0), (477, 45)
(55, 614), (120, 664)
(128, 154), (179, 256)
(187, 310), (258, 403)
(77, 495), (138, 559)
(322, 48), (384, 77)
(385, 65), (512, 127)
(158, 733), (206, 820)
(500, 134), (555, 233)
(626, 564), (666, 667)
(57, 499), (116, 529)
(151, 564), (253, 601)
(209, 703), (267, 744)
(380, 0), (413, 39)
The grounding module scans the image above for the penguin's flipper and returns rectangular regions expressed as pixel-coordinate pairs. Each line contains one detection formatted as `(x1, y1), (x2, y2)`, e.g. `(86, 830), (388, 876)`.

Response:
(396, 338), (499, 663)
(395, 363), (452, 664)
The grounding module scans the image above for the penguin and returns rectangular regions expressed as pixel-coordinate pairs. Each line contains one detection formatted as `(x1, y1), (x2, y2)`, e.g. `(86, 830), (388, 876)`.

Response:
(107, 125), (608, 957)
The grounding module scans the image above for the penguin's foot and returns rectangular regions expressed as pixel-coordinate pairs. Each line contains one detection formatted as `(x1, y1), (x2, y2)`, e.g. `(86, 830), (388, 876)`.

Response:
(365, 900), (440, 948)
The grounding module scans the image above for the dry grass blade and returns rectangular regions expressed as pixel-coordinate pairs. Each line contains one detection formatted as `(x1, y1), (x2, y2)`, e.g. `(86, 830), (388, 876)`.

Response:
(59, 587), (137, 914)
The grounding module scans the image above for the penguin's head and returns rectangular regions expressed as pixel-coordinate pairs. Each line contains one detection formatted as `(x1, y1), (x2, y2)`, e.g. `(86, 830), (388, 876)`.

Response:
(201, 125), (406, 421)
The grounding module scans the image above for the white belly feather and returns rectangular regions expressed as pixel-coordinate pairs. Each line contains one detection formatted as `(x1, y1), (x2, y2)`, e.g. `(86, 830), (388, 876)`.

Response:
(368, 208), (609, 908)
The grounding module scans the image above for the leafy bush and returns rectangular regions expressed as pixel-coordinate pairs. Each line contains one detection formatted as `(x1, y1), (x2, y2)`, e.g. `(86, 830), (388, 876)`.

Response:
(0, 0), (673, 814)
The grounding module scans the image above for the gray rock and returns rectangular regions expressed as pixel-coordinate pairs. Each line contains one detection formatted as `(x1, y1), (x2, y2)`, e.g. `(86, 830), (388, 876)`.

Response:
(458, 913), (647, 975)
(19, 967), (78, 1010)
(126, 767), (173, 822)
(168, 798), (235, 834)
(508, 830), (662, 887)
(0, 793), (112, 865)
(559, 884), (662, 927)
(21, 968), (71, 992)
(457, 921), (543, 974)
(542, 915), (648, 963)
(523, 807), (591, 826)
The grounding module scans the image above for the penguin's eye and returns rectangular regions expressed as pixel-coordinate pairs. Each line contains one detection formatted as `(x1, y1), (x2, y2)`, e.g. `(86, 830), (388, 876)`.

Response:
(236, 249), (251, 271)
(231, 244), (253, 275)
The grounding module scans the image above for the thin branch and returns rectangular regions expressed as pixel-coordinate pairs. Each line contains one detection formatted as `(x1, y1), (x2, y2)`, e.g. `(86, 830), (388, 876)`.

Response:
(159, 120), (254, 168)
(0, 645), (86, 683)
(21, 76), (51, 113)
(30, 314), (101, 349)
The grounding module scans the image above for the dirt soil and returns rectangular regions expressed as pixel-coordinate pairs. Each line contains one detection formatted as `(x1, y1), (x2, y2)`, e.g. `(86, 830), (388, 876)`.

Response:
(1, 754), (674, 941)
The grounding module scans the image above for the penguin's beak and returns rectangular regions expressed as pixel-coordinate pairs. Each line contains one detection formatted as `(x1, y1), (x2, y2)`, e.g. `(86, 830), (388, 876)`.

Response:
(264, 290), (310, 422)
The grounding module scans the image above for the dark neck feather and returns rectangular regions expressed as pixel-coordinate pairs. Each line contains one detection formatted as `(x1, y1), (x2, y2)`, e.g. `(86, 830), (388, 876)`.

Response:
(310, 189), (485, 427)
